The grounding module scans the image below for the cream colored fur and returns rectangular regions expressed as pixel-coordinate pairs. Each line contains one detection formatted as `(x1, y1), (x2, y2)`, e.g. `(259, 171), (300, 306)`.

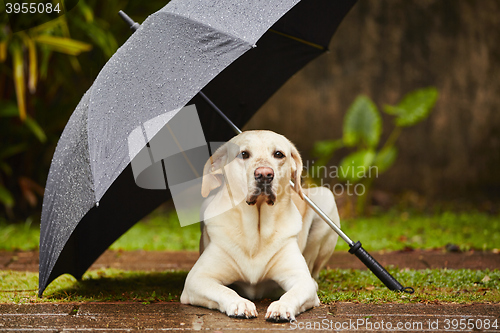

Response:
(180, 130), (340, 322)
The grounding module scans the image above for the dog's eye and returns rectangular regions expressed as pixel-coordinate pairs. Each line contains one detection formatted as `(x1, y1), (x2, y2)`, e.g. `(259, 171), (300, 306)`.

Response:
(274, 151), (285, 159)
(239, 151), (250, 159)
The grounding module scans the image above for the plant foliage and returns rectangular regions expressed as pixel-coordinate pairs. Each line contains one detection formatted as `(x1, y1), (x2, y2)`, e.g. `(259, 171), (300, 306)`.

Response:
(312, 88), (439, 214)
(0, 0), (168, 220)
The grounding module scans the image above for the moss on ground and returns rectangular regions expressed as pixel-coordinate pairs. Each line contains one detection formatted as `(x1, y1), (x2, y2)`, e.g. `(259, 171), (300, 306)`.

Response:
(1, 268), (498, 304)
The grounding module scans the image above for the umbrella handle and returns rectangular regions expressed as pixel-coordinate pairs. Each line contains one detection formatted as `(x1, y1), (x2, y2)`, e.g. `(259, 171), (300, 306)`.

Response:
(118, 10), (414, 294)
(349, 241), (414, 293)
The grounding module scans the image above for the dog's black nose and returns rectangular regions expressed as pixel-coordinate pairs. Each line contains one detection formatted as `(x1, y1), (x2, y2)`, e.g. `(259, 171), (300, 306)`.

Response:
(254, 167), (274, 184)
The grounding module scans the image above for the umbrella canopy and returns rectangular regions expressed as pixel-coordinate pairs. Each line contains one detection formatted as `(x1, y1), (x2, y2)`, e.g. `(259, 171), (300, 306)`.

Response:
(39, 0), (357, 296)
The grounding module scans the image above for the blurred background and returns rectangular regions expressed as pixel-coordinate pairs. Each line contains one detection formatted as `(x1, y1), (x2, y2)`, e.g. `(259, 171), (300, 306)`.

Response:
(1, 0), (499, 223)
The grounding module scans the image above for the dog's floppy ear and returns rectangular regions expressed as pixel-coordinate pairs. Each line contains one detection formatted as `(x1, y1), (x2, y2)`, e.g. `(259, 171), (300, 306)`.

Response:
(201, 145), (227, 198)
(290, 142), (304, 199)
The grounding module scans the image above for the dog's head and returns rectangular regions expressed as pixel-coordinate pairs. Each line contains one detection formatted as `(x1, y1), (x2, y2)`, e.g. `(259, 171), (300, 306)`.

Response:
(201, 130), (303, 206)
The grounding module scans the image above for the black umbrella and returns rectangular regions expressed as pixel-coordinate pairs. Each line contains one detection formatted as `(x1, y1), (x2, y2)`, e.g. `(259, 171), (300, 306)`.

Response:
(39, 0), (412, 296)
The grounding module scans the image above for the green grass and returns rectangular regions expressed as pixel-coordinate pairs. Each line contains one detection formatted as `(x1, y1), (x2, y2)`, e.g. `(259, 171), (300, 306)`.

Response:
(109, 211), (201, 251)
(1, 210), (499, 252)
(0, 218), (40, 251)
(1, 268), (498, 304)
(336, 211), (500, 252)
(0, 269), (185, 304)
(318, 268), (499, 303)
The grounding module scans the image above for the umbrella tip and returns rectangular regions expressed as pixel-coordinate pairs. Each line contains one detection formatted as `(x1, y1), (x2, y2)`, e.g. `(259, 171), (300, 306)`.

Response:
(96, 201), (99, 208)
(118, 10), (140, 32)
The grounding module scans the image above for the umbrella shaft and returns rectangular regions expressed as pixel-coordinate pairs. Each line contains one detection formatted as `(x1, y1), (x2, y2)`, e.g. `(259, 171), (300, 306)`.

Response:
(300, 184), (353, 245)
(199, 92), (242, 135)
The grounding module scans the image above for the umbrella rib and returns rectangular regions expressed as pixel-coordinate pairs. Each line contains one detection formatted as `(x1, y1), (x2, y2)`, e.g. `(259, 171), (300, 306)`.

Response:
(268, 29), (326, 51)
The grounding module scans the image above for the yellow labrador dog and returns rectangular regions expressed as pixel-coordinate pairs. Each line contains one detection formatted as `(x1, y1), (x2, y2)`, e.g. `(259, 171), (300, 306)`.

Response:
(180, 130), (340, 322)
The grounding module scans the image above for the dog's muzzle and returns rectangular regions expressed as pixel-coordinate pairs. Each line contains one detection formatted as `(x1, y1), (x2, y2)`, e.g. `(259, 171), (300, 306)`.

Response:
(246, 167), (276, 206)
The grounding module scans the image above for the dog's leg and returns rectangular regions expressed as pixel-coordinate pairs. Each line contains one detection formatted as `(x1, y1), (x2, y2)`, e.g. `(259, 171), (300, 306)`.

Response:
(303, 216), (338, 278)
(181, 277), (258, 318)
(180, 248), (258, 319)
(265, 245), (320, 322)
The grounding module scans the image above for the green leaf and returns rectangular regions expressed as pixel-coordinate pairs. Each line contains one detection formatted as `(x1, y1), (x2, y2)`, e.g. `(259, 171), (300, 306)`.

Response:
(75, 18), (117, 58)
(0, 40), (7, 62)
(382, 105), (403, 116)
(21, 33), (38, 93)
(11, 42), (27, 121)
(0, 162), (12, 176)
(33, 35), (92, 56)
(312, 139), (344, 166)
(0, 143), (28, 160)
(24, 116), (47, 143)
(0, 185), (14, 208)
(77, 0), (94, 22)
(28, 16), (65, 35)
(38, 47), (52, 80)
(339, 149), (376, 183)
(0, 101), (19, 117)
(343, 96), (381, 148)
(374, 146), (398, 174)
(384, 87), (438, 127)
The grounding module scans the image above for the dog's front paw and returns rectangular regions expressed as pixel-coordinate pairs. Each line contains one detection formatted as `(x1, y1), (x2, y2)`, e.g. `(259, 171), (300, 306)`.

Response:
(265, 300), (296, 322)
(225, 299), (258, 319)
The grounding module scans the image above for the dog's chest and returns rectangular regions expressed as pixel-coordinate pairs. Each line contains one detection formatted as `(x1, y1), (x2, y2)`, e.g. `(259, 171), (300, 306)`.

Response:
(231, 243), (285, 284)
(206, 199), (303, 284)
(219, 228), (296, 284)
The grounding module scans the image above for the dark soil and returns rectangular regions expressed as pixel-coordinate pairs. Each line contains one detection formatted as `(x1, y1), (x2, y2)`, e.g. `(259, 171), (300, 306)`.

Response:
(1, 249), (498, 272)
